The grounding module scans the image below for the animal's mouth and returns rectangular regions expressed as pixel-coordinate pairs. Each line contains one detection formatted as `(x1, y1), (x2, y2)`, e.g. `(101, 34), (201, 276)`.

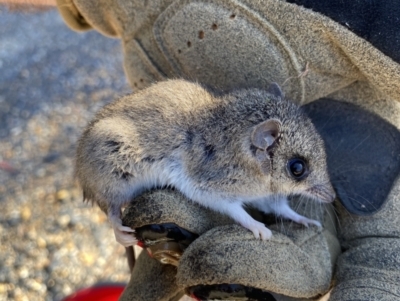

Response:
(305, 185), (336, 203)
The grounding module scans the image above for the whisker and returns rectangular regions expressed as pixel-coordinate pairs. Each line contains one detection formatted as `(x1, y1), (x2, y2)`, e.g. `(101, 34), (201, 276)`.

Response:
(329, 165), (369, 174)
(347, 193), (378, 211)
(348, 133), (372, 154)
(299, 106), (341, 148)
(312, 106), (340, 133)
(334, 191), (366, 221)
(324, 203), (339, 235)
(327, 139), (345, 158)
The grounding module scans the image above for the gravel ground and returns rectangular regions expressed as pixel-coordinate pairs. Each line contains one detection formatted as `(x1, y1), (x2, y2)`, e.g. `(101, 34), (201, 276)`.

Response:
(0, 6), (133, 301)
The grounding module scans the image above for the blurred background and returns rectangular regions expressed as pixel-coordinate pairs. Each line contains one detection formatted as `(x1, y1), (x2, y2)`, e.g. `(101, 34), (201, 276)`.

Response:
(0, 4), (133, 300)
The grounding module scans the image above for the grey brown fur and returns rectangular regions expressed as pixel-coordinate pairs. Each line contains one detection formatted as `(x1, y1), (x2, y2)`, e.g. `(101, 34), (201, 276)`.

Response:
(76, 79), (334, 245)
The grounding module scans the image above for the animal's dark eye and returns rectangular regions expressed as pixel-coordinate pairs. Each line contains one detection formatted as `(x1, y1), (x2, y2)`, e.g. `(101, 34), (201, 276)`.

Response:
(287, 158), (308, 180)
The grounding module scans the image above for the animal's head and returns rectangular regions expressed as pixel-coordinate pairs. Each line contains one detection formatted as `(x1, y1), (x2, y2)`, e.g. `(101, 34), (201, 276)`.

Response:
(248, 85), (335, 203)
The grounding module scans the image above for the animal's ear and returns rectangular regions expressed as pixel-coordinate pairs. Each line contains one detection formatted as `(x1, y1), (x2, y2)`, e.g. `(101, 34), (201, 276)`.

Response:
(267, 82), (284, 99)
(251, 119), (281, 150)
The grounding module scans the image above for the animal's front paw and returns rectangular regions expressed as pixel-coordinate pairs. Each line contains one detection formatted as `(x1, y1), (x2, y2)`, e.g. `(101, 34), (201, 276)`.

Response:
(111, 220), (137, 247)
(246, 221), (272, 240)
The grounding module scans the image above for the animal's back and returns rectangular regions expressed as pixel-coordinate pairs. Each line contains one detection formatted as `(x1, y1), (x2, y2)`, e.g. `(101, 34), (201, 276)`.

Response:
(75, 80), (217, 206)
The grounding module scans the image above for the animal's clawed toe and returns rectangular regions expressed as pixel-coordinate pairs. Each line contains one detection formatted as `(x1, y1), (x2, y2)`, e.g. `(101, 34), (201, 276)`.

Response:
(113, 227), (137, 247)
(248, 222), (272, 240)
(110, 218), (137, 247)
(118, 225), (135, 233)
(299, 217), (322, 228)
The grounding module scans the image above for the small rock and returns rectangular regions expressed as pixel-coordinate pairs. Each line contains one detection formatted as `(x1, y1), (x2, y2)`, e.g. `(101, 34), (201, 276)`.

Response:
(13, 287), (29, 301)
(46, 234), (63, 246)
(47, 279), (55, 288)
(57, 215), (71, 228)
(79, 252), (96, 267)
(36, 237), (47, 249)
(26, 279), (45, 293)
(20, 206), (31, 221)
(62, 283), (73, 296)
(43, 152), (60, 163)
(27, 229), (37, 240)
(65, 241), (75, 251)
(0, 283), (7, 293)
(56, 189), (70, 202)
(35, 168), (46, 177)
(18, 267), (29, 279)
(34, 188), (46, 199)
(7, 211), (21, 227)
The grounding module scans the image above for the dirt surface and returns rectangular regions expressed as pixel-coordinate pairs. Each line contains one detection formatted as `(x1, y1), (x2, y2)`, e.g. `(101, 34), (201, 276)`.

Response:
(0, 6), (133, 301)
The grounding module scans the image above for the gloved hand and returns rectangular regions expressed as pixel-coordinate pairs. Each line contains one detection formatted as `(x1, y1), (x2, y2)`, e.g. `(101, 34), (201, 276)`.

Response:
(119, 93), (400, 301)
(305, 99), (400, 301)
(119, 189), (340, 301)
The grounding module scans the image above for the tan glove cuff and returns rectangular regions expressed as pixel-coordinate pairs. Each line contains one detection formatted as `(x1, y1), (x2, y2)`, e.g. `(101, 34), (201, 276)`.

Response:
(56, 0), (91, 31)
(119, 251), (184, 301)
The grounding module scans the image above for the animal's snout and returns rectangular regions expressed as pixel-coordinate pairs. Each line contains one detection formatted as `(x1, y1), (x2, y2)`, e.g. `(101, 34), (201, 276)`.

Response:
(321, 185), (336, 203)
(307, 184), (336, 203)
